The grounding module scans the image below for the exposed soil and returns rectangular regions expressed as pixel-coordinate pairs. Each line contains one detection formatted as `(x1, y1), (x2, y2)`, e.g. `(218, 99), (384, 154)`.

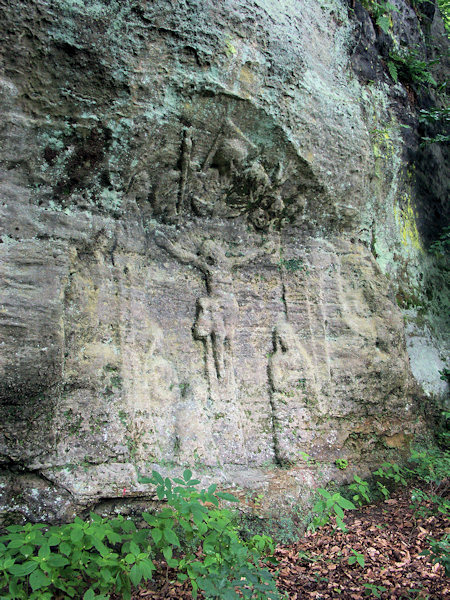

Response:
(128, 485), (449, 599)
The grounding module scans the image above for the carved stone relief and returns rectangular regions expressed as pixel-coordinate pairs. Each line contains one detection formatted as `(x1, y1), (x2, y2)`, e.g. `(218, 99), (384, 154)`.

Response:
(130, 95), (323, 232)
(155, 231), (276, 463)
(268, 320), (318, 465)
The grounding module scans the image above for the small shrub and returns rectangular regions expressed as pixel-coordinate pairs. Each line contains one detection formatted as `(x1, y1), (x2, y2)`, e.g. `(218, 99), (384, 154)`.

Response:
(361, 0), (399, 33)
(410, 487), (449, 518)
(421, 535), (450, 576)
(348, 549), (365, 568)
(407, 447), (450, 495)
(373, 461), (408, 486)
(335, 459), (348, 470)
(0, 514), (155, 600)
(0, 470), (283, 600)
(308, 489), (355, 533)
(138, 468), (281, 599)
(348, 475), (371, 507)
(388, 49), (437, 86)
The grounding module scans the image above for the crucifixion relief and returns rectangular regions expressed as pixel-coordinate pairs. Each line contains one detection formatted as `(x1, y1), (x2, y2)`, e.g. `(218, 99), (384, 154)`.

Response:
(155, 233), (273, 387)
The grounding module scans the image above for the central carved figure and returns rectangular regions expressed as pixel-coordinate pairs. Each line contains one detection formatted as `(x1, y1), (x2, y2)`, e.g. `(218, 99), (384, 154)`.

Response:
(156, 234), (270, 383)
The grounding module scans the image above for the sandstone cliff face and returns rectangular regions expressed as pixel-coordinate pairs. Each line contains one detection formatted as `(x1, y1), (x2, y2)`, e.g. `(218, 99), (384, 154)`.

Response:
(0, 0), (447, 522)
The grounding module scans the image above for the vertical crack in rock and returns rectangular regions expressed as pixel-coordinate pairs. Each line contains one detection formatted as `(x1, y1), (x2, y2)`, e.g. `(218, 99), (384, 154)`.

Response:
(177, 126), (193, 216)
(267, 330), (284, 467)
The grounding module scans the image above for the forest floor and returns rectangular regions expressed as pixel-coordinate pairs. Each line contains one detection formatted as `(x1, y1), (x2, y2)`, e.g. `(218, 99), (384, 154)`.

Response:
(126, 483), (449, 600)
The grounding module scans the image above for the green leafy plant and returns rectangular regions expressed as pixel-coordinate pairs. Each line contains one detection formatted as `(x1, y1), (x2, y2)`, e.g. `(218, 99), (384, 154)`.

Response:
(364, 583), (387, 598)
(375, 480), (390, 500)
(137, 469), (281, 600)
(421, 534), (450, 576)
(410, 487), (449, 518)
(0, 470), (283, 600)
(408, 448), (450, 495)
(335, 459), (349, 470)
(361, 0), (399, 33)
(348, 475), (371, 507)
(387, 49), (437, 86)
(348, 549), (365, 568)
(0, 514), (155, 600)
(308, 489), (356, 533)
(373, 461), (408, 486)
(418, 105), (450, 147)
(439, 368), (450, 382)
(438, 0), (450, 33)
(429, 226), (450, 257)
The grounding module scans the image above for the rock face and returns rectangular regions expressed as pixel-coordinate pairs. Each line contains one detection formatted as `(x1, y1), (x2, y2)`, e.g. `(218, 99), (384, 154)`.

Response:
(0, 0), (447, 522)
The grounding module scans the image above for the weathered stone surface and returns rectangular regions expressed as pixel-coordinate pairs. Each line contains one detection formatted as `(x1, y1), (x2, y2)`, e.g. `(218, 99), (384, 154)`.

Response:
(0, 0), (447, 521)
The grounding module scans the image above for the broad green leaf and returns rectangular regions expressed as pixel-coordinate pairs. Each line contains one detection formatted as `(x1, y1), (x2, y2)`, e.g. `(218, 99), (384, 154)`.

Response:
(140, 558), (155, 579)
(121, 520), (136, 533)
(19, 544), (33, 557)
(3, 557), (14, 569)
(325, 497), (334, 509)
(47, 535), (60, 546)
(8, 539), (25, 549)
(70, 528), (83, 543)
(125, 553), (135, 564)
(216, 492), (238, 502)
(142, 513), (156, 526)
(129, 541), (140, 556)
(83, 588), (95, 600)
(29, 568), (51, 591)
(335, 516), (347, 532)
(9, 579), (21, 596)
(89, 512), (102, 523)
(6, 525), (23, 533)
(163, 546), (172, 561)
(334, 504), (344, 519)
(9, 561), (38, 576)
(137, 473), (153, 484)
(38, 544), (50, 560)
(163, 528), (180, 547)
(100, 567), (113, 582)
(106, 531), (122, 545)
(183, 468), (192, 481)
(59, 541), (72, 556)
(152, 470), (164, 485)
(48, 554), (69, 567)
(318, 488), (331, 499)
(92, 539), (109, 557)
(151, 528), (162, 545)
(130, 563), (143, 586)
(336, 496), (355, 510)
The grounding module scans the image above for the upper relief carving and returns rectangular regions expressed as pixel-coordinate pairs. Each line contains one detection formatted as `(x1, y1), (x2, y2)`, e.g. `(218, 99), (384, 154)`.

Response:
(132, 95), (322, 231)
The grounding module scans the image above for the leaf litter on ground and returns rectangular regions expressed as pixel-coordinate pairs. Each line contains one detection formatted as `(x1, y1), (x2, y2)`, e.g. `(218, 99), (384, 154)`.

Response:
(120, 483), (449, 599)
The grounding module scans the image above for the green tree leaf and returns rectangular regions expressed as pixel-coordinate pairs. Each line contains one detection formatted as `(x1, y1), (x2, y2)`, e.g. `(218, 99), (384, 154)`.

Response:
(29, 568), (51, 591)
(9, 561), (39, 576)
(163, 528), (180, 547)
